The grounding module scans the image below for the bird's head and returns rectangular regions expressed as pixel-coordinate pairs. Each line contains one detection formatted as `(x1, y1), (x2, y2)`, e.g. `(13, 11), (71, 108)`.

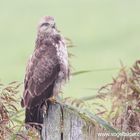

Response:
(38, 16), (56, 33)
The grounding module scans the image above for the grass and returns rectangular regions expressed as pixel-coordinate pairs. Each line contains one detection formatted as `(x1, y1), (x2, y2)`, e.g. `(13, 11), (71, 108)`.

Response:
(0, 0), (140, 98)
(0, 1), (140, 139)
(1, 60), (140, 139)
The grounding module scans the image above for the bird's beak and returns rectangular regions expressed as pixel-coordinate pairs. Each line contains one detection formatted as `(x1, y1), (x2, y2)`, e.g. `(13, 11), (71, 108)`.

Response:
(55, 27), (60, 32)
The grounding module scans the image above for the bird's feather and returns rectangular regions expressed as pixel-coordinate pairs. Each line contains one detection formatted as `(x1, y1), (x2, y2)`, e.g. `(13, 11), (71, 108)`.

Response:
(21, 16), (69, 127)
(22, 41), (60, 108)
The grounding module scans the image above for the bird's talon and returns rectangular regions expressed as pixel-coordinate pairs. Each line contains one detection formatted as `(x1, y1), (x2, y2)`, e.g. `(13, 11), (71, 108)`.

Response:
(48, 96), (56, 104)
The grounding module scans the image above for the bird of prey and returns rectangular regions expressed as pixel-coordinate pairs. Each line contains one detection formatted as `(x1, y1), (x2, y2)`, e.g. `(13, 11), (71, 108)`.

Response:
(21, 16), (69, 128)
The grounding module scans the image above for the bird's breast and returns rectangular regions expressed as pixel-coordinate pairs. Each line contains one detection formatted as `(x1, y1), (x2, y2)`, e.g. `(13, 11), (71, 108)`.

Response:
(55, 39), (69, 81)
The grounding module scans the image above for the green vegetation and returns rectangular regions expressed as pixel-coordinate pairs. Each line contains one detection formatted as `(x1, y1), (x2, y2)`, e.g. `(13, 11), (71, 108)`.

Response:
(0, 1), (140, 139)
(1, 61), (140, 139)
(0, 0), (140, 98)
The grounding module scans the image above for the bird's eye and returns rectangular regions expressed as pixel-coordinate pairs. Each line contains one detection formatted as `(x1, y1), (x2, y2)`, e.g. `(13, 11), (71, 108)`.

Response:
(40, 23), (49, 27)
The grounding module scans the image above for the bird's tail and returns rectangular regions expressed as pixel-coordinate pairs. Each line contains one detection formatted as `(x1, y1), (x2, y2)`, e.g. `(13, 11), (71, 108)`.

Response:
(25, 105), (44, 130)
(24, 83), (54, 131)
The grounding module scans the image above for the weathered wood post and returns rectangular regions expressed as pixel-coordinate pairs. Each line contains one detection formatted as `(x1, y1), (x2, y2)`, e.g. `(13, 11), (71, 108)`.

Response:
(41, 103), (96, 140)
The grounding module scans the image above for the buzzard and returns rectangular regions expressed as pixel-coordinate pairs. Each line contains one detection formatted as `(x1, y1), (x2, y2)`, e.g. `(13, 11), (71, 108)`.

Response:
(21, 16), (69, 127)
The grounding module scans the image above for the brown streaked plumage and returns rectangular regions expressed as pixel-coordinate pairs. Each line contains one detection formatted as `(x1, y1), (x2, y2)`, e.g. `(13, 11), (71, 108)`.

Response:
(21, 16), (69, 127)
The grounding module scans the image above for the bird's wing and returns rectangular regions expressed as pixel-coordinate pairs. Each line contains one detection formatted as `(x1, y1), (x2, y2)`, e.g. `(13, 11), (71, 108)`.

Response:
(22, 43), (60, 108)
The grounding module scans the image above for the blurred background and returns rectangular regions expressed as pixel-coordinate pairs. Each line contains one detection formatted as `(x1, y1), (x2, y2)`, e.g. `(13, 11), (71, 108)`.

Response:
(0, 0), (140, 98)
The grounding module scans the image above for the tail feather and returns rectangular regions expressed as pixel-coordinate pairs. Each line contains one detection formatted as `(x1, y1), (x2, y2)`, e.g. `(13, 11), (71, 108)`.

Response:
(25, 83), (54, 130)
(25, 106), (43, 134)
(25, 106), (43, 125)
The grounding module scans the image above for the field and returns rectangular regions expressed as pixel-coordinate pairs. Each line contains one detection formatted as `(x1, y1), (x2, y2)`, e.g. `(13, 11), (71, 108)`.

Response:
(0, 0), (140, 98)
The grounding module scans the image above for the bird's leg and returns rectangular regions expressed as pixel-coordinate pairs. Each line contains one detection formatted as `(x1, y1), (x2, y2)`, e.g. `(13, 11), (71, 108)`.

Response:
(48, 96), (56, 104)
(48, 95), (63, 105)
(51, 80), (63, 104)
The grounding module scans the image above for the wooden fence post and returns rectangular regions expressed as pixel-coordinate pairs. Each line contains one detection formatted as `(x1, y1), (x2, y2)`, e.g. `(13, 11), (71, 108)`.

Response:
(41, 103), (96, 140)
